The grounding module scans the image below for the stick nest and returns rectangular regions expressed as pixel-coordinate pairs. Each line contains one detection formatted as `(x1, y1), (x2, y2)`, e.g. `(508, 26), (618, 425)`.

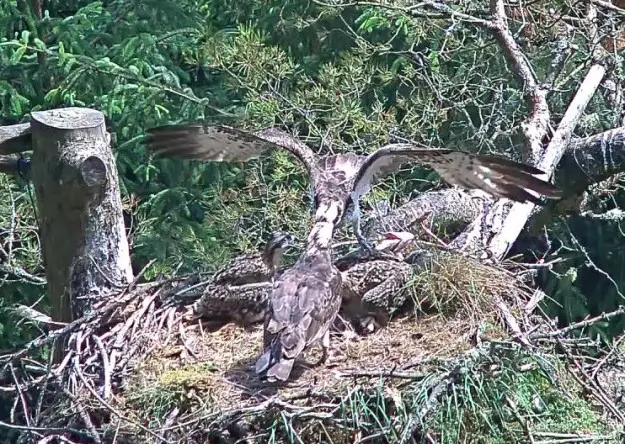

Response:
(1, 253), (624, 443)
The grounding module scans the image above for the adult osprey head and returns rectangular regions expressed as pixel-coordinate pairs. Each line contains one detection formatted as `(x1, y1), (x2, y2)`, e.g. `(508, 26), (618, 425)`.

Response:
(144, 124), (563, 250)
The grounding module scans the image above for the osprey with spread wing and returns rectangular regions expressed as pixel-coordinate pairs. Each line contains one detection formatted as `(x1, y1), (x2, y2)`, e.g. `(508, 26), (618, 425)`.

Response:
(143, 124), (562, 251)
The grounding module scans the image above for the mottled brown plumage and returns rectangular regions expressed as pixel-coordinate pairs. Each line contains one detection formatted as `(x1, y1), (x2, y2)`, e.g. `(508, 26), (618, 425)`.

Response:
(143, 124), (563, 251)
(340, 259), (415, 334)
(190, 282), (271, 326)
(211, 231), (297, 287)
(189, 231), (296, 323)
(255, 222), (342, 382)
(187, 232), (419, 339)
(337, 232), (417, 333)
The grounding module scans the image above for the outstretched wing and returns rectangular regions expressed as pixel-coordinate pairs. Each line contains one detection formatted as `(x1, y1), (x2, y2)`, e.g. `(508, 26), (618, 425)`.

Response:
(143, 124), (319, 182)
(352, 144), (562, 205)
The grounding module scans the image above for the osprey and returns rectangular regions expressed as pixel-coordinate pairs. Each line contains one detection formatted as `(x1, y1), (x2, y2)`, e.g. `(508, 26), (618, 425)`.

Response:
(337, 232), (417, 334)
(144, 124), (562, 252)
(210, 231), (298, 287)
(254, 221), (342, 382)
(188, 231), (298, 325)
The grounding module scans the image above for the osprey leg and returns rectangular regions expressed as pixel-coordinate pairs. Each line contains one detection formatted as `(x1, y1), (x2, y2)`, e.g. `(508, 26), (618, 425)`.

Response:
(350, 195), (400, 261)
(313, 329), (331, 366)
(351, 200), (376, 252)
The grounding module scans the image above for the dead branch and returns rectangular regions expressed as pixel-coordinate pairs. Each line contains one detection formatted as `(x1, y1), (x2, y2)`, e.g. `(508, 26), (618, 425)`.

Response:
(590, 0), (625, 17)
(363, 189), (484, 238)
(530, 306), (625, 339)
(560, 127), (625, 193)
(489, 0), (550, 161)
(0, 122), (31, 155)
(453, 62), (606, 260)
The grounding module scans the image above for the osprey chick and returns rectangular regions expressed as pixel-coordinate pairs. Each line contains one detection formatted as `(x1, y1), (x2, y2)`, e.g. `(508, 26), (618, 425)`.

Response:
(211, 231), (298, 286)
(254, 222), (342, 382)
(190, 231), (298, 324)
(144, 125), (562, 251)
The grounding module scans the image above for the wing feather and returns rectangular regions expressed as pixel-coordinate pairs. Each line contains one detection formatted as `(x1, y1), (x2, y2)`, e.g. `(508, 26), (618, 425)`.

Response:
(353, 144), (562, 204)
(144, 124), (319, 183)
(256, 252), (342, 380)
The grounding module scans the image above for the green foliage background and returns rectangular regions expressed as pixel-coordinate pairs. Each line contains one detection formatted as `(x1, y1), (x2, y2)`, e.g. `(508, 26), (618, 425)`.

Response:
(1, 0), (624, 343)
(0, 0), (624, 439)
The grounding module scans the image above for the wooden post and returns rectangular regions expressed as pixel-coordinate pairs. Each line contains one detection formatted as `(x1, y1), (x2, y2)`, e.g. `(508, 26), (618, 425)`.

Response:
(30, 108), (133, 323)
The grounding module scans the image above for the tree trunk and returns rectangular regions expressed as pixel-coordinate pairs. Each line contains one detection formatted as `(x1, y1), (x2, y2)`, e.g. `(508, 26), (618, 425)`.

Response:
(30, 107), (133, 324)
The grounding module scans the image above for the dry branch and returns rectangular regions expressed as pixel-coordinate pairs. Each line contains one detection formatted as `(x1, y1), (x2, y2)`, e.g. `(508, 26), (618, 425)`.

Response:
(0, 122), (31, 155)
(478, 64), (606, 260)
(441, 0), (607, 260)
(363, 189), (484, 238)
(560, 127), (625, 193)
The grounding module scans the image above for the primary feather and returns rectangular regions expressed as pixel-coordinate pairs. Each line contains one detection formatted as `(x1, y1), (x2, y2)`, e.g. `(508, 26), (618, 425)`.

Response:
(144, 124), (561, 221)
(144, 124), (562, 253)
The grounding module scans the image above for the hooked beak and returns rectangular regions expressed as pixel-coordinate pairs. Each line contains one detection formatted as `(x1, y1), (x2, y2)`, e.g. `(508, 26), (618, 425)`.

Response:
(375, 231), (416, 253)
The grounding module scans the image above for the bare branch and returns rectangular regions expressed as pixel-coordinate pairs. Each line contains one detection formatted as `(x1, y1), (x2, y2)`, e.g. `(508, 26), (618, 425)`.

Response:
(363, 189), (485, 238)
(489, 0), (549, 161)
(589, 0), (625, 17)
(482, 64), (606, 260)
(560, 127), (625, 193)
(0, 123), (31, 155)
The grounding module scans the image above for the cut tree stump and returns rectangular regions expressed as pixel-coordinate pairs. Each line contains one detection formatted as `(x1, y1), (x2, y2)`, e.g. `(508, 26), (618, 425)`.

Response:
(30, 107), (133, 324)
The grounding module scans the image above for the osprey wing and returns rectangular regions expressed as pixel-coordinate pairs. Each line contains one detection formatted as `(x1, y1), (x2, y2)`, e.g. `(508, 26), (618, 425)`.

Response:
(144, 124), (319, 183)
(352, 144), (562, 205)
(255, 254), (342, 381)
(211, 253), (269, 286)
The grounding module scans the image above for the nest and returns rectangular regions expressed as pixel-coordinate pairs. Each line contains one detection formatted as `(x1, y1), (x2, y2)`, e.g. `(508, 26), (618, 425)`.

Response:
(1, 253), (623, 443)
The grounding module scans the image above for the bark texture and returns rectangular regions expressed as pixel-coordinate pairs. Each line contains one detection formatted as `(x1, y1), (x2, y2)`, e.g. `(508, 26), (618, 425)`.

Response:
(30, 107), (133, 323)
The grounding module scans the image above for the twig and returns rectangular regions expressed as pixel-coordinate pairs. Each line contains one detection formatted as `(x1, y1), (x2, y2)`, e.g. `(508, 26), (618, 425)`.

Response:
(0, 419), (93, 439)
(589, 0), (625, 17)
(505, 394), (535, 444)
(9, 363), (32, 436)
(178, 322), (200, 361)
(340, 369), (426, 379)
(0, 263), (46, 284)
(91, 335), (112, 400)
(590, 335), (625, 380)
(0, 286), (156, 367)
(554, 337), (625, 423)
(530, 306), (625, 339)
(401, 372), (452, 443)
(496, 297), (532, 347)
(34, 347), (55, 425)
(63, 388), (103, 444)
(72, 358), (172, 443)
(37, 435), (81, 444)
(419, 222), (449, 248)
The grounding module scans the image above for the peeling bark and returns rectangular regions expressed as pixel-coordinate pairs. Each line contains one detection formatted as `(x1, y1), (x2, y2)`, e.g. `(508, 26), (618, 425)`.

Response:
(363, 189), (484, 238)
(30, 108), (133, 324)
